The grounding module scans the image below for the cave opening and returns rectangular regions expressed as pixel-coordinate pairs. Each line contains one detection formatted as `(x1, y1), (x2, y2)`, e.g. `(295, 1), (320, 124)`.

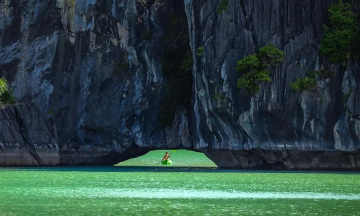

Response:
(115, 149), (218, 168)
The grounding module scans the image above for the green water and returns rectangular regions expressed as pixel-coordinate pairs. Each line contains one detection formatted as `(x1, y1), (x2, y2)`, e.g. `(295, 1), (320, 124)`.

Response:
(116, 150), (217, 167)
(1, 150), (360, 216)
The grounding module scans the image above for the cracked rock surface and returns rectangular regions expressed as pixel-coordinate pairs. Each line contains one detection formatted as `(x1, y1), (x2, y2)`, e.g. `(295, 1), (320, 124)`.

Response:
(0, 0), (359, 169)
(0, 104), (59, 165)
(186, 0), (360, 169)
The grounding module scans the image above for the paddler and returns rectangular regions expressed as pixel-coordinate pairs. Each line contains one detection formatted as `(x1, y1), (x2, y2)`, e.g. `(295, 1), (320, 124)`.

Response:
(162, 152), (171, 161)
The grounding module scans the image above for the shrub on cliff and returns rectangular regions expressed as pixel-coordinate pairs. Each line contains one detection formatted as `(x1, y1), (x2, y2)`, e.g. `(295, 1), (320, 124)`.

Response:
(236, 44), (284, 95)
(197, 47), (204, 56)
(217, 0), (230, 13)
(319, 0), (360, 65)
(0, 78), (8, 93)
(290, 77), (316, 92)
(0, 78), (15, 105)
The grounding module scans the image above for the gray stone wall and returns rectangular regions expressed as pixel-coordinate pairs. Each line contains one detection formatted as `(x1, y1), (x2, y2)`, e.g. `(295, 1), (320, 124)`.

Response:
(0, 103), (58, 165)
(0, 0), (359, 169)
(185, 0), (360, 169)
(1, 0), (192, 165)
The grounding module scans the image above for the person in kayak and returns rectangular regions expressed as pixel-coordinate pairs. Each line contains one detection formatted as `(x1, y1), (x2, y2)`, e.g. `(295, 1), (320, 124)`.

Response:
(162, 152), (171, 161)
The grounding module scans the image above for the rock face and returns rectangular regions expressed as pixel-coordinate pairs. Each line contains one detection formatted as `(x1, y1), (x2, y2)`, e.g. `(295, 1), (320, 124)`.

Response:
(0, 0), (359, 169)
(0, 104), (59, 165)
(0, 0), (192, 166)
(185, 0), (360, 169)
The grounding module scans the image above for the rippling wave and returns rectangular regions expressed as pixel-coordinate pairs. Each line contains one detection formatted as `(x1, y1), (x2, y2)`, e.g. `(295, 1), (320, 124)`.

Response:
(33, 188), (360, 200)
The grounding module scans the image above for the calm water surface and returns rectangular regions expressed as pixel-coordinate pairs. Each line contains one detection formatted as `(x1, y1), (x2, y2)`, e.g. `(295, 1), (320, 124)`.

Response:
(0, 150), (359, 215)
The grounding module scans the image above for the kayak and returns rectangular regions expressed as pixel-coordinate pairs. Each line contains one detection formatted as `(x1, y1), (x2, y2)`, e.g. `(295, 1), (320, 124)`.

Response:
(161, 159), (172, 165)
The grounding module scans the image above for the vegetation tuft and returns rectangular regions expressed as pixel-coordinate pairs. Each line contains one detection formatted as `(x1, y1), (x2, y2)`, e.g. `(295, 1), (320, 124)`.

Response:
(0, 78), (15, 106)
(217, 0), (230, 14)
(197, 47), (204, 57)
(319, 0), (360, 65)
(290, 77), (316, 92)
(212, 92), (227, 109)
(236, 44), (284, 95)
(307, 69), (334, 80)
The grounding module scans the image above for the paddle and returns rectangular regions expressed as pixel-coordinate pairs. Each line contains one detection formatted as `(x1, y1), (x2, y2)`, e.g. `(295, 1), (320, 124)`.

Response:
(157, 150), (177, 164)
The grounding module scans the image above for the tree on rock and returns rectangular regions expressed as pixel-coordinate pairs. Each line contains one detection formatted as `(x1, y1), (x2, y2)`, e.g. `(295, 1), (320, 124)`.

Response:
(0, 78), (15, 106)
(319, 0), (360, 65)
(236, 44), (284, 95)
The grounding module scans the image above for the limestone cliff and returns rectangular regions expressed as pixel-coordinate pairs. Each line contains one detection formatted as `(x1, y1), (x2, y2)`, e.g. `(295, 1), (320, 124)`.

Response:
(0, 103), (58, 165)
(1, 0), (192, 166)
(0, 0), (359, 169)
(185, 0), (360, 169)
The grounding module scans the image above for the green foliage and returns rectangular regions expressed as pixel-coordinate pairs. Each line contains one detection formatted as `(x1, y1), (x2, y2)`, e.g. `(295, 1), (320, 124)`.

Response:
(307, 69), (334, 79)
(290, 77), (316, 92)
(307, 71), (318, 79)
(235, 55), (260, 73)
(258, 43), (285, 66)
(181, 52), (193, 71)
(197, 47), (204, 56)
(212, 92), (227, 108)
(0, 90), (15, 105)
(0, 78), (8, 94)
(236, 44), (284, 95)
(237, 71), (271, 95)
(217, 0), (230, 13)
(0, 78), (15, 105)
(319, 0), (360, 64)
(350, 29), (360, 59)
(212, 92), (225, 101)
